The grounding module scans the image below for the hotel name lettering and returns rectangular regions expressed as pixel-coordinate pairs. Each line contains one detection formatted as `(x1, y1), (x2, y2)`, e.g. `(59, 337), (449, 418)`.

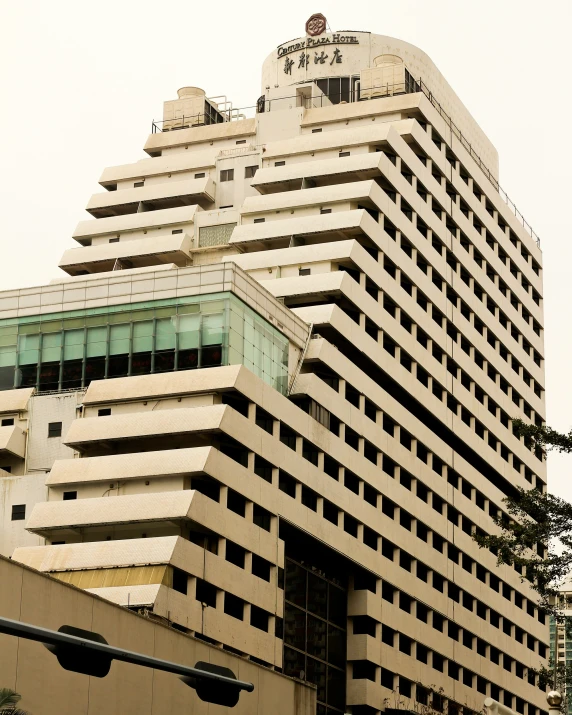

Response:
(278, 34), (359, 74)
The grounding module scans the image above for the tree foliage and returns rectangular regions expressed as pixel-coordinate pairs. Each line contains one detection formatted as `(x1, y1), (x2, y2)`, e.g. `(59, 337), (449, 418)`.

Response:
(473, 419), (572, 614)
(0, 689), (30, 715)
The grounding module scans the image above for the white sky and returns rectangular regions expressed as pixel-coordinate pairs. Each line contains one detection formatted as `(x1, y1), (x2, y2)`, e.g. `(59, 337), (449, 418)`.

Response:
(1, 0), (571, 498)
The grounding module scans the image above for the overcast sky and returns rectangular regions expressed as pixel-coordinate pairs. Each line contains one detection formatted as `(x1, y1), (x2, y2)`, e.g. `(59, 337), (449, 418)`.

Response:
(1, 0), (570, 498)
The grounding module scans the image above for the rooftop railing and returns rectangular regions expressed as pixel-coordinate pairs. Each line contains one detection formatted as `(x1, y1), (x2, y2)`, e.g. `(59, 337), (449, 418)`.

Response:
(151, 77), (540, 248)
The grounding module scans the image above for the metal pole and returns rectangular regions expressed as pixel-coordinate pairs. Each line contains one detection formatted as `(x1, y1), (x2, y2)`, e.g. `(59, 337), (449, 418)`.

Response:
(0, 616), (254, 692)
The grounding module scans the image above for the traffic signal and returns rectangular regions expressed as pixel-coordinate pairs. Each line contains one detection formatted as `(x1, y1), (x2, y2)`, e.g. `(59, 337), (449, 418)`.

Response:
(0, 615), (253, 707)
(44, 625), (112, 678)
(181, 661), (241, 707)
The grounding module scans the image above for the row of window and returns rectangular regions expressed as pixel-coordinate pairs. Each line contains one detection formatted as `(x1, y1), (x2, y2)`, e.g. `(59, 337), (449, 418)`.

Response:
(337, 260), (544, 462)
(272, 451), (546, 643)
(328, 254), (543, 446)
(358, 602), (542, 680)
(307, 290), (544, 497)
(220, 166), (259, 182)
(173, 570), (275, 636)
(232, 401), (546, 636)
(356, 659), (540, 715)
(382, 212), (543, 386)
(391, 119), (541, 279)
(354, 613), (541, 692)
(380, 225), (543, 390)
(244, 395), (544, 618)
(270, 132), (540, 319)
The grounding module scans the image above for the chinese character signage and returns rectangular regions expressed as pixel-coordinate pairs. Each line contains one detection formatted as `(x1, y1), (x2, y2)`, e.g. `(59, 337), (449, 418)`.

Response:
(278, 33), (358, 75)
(277, 33), (359, 59)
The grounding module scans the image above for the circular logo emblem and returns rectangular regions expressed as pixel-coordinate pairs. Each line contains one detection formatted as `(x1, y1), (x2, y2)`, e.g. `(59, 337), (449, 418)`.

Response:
(305, 13), (327, 37)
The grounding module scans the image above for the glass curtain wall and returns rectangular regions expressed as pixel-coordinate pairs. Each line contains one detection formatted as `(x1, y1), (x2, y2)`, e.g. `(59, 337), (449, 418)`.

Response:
(283, 557), (347, 715)
(0, 293), (288, 394)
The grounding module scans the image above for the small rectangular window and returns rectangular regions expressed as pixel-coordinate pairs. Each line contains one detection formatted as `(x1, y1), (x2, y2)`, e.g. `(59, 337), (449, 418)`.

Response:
(339, 151), (350, 157)
(220, 169), (234, 182)
(274, 161), (285, 167)
(63, 491), (77, 501)
(109, 238), (119, 243)
(312, 128), (323, 133)
(0, 466), (12, 473)
(134, 181), (144, 188)
(48, 422), (62, 438)
(11, 504), (25, 521)
(320, 208), (332, 214)
(235, 139), (247, 145)
(1, 418), (14, 426)
(194, 172), (206, 179)
(253, 218), (265, 224)
(245, 166), (258, 178)
(98, 408), (111, 417)
(172, 567), (188, 595)
(172, 229), (183, 234)
(299, 268), (311, 276)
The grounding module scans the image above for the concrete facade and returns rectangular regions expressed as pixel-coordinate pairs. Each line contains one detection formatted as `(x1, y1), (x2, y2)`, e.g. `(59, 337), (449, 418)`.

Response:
(0, 15), (546, 715)
(0, 554), (315, 715)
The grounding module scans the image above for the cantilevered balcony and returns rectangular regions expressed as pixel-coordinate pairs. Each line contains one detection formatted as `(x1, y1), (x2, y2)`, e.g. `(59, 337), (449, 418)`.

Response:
(251, 153), (385, 194)
(98, 150), (216, 188)
(25, 490), (196, 535)
(0, 424), (26, 459)
(242, 179), (384, 215)
(58, 232), (193, 276)
(13, 535), (181, 572)
(63, 405), (228, 455)
(72, 205), (200, 244)
(229, 209), (379, 252)
(0, 388), (34, 414)
(85, 176), (215, 218)
(46, 446), (214, 487)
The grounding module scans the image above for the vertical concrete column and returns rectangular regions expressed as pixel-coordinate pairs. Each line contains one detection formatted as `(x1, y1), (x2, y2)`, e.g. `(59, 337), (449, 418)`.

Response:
(247, 452), (255, 471)
(247, 402), (256, 421)
(317, 452), (324, 471)
(218, 537), (227, 560)
(244, 551), (253, 572)
(425, 450), (433, 471)
(243, 602), (251, 624)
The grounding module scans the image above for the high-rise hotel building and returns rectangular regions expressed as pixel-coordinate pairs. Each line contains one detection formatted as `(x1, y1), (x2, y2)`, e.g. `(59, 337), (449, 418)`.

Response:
(0, 16), (547, 715)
